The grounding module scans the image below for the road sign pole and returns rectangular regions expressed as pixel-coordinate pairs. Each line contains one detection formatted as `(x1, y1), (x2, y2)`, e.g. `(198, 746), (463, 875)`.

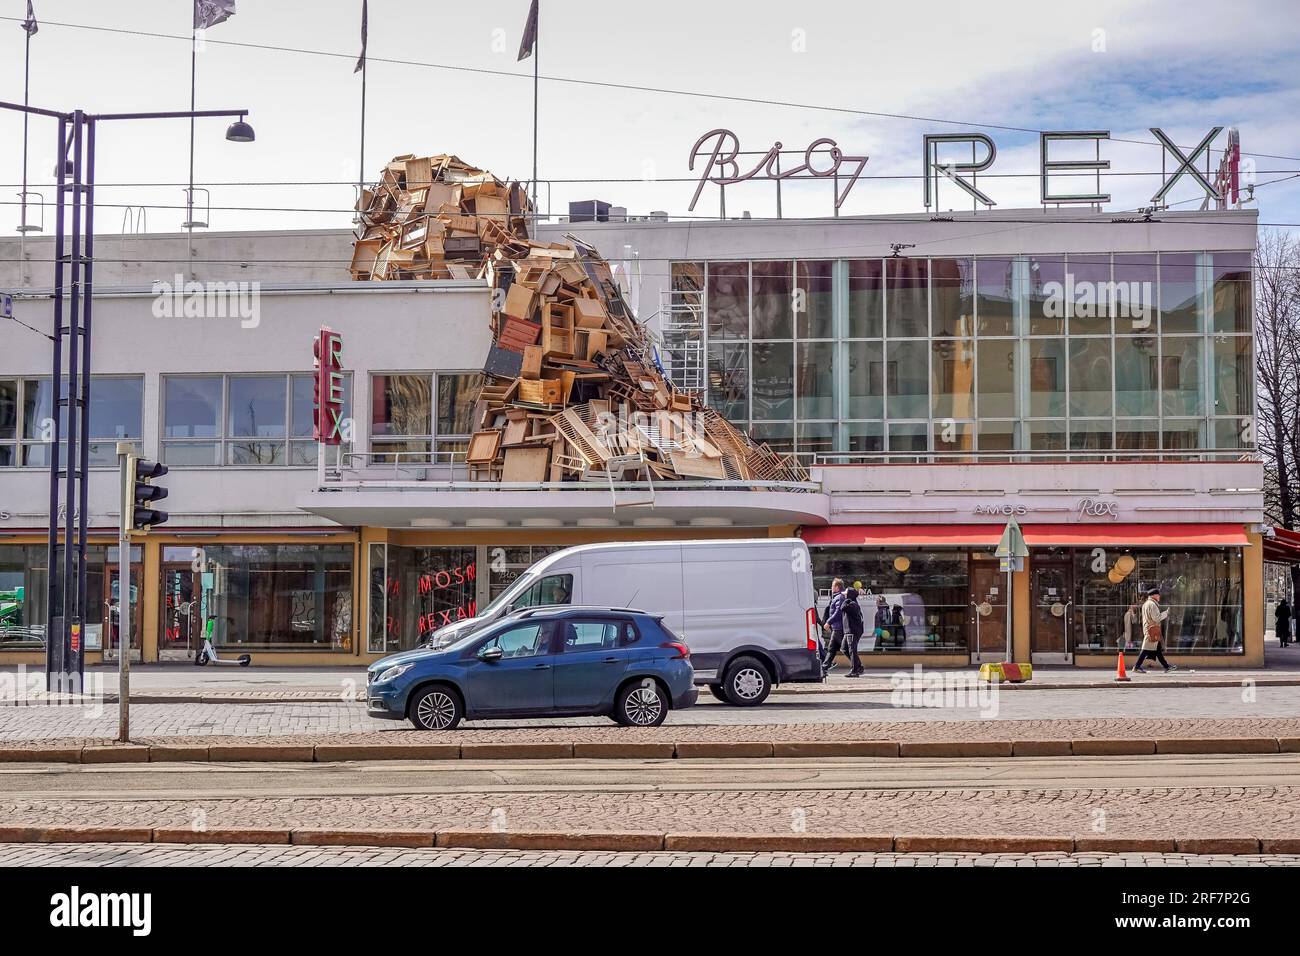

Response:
(117, 441), (131, 742)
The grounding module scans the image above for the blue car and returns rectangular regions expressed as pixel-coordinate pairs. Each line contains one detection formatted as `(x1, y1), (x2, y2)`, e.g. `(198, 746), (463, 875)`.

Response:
(366, 606), (698, 730)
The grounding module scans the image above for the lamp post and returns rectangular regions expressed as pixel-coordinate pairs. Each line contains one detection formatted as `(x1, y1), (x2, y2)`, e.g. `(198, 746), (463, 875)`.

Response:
(0, 100), (254, 691)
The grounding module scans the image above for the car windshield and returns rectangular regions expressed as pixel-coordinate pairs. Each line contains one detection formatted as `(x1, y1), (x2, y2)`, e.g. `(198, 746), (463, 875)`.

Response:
(478, 572), (536, 618)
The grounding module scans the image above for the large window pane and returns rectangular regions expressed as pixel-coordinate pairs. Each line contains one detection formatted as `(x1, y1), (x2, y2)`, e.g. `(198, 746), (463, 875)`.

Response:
(1068, 338), (1113, 416)
(1065, 254), (1113, 334)
(706, 262), (749, 340)
(1116, 420), (1160, 451)
(931, 339), (975, 419)
(1029, 420), (1066, 451)
(751, 343), (794, 420)
(978, 420), (1016, 453)
(87, 378), (143, 440)
(1214, 418), (1252, 450)
(1163, 419), (1205, 449)
(750, 420), (793, 453)
(0, 380), (15, 441)
(751, 261), (793, 339)
(707, 342), (749, 420)
(888, 422), (928, 455)
(1027, 255), (1066, 335)
(1161, 337), (1204, 416)
(975, 257), (1018, 336)
(1029, 339), (1066, 417)
(22, 378), (58, 439)
(796, 261), (834, 339)
(371, 374), (431, 437)
(1212, 252), (1252, 334)
(886, 258), (927, 338)
(930, 258), (973, 337)
(228, 376), (286, 438)
(848, 259), (883, 338)
(846, 341), (884, 418)
(437, 372), (485, 435)
(164, 377), (222, 439)
(161, 441), (220, 466)
(796, 421), (834, 457)
(976, 339), (1017, 418)
(933, 420), (974, 456)
(885, 341), (928, 418)
(1212, 336), (1253, 417)
(796, 342), (835, 420)
(847, 422), (884, 453)
(1114, 336), (1158, 416)
(197, 543), (354, 650)
(1069, 419), (1113, 452)
(1160, 253), (1203, 333)
(1113, 254), (1157, 335)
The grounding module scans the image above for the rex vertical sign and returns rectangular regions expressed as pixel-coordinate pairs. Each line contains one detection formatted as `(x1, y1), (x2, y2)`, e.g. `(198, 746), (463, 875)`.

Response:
(313, 327), (344, 445)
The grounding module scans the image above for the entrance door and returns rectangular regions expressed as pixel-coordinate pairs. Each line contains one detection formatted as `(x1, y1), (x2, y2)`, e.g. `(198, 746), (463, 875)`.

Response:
(1031, 555), (1073, 664)
(968, 555), (1008, 661)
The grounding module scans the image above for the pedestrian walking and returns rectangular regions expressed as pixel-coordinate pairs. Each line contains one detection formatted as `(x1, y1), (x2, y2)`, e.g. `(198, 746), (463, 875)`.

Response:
(842, 586), (866, 677)
(1276, 597), (1292, 648)
(821, 578), (846, 675)
(873, 595), (890, 648)
(1134, 586), (1177, 673)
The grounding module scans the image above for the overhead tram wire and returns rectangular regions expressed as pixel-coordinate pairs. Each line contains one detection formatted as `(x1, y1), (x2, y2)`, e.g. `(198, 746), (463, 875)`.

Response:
(3, 14), (1299, 166)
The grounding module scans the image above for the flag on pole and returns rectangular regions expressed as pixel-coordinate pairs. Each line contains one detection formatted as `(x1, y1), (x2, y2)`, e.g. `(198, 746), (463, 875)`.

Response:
(517, 0), (538, 61)
(354, 0), (368, 73)
(193, 0), (236, 31)
(21, 1), (37, 36)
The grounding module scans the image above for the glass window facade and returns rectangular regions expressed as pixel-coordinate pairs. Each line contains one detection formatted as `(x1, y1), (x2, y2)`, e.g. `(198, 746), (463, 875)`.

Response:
(161, 543), (354, 651)
(0, 544), (142, 649)
(368, 544), (477, 652)
(163, 373), (352, 467)
(1032, 547), (1244, 655)
(1, 376), (143, 467)
(370, 372), (484, 463)
(676, 252), (1253, 460)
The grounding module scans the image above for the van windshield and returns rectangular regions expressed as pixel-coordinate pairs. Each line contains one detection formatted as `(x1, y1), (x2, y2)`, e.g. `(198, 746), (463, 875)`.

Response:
(479, 573), (536, 619)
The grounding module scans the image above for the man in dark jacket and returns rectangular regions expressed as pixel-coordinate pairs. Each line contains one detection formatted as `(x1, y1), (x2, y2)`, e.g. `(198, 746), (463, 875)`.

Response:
(1277, 598), (1292, 648)
(821, 578), (846, 675)
(842, 587), (866, 676)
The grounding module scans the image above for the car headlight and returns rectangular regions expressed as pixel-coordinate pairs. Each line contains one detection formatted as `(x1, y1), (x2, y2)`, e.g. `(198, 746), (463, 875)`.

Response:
(374, 663), (414, 684)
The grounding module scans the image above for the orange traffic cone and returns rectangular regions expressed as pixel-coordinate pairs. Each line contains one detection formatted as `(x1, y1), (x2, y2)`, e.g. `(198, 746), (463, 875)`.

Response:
(1114, 648), (1131, 682)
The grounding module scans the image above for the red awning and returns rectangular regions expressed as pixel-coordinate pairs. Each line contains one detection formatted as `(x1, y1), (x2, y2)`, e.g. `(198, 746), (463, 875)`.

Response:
(801, 522), (1250, 549)
(801, 524), (1003, 547)
(1020, 523), (1249, 547)
(1264, 526), (1300, 564)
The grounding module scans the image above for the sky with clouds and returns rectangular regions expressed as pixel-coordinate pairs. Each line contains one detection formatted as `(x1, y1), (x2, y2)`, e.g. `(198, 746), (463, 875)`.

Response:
(0, 0), (1297, 235)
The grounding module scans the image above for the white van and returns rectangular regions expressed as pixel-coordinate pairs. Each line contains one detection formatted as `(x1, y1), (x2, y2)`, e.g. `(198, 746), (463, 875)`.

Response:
(430, 538), (822, 705)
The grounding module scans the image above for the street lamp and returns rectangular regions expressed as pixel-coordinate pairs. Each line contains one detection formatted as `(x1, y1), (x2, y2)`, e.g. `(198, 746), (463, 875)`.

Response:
(0, 99), (254, 691)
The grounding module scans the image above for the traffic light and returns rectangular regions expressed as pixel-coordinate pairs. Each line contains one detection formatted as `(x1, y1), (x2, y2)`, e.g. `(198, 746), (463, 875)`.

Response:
(127, 457), (169, 532)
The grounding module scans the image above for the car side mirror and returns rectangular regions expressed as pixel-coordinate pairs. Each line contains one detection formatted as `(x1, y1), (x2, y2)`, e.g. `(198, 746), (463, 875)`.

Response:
(477, 646), (503, 663)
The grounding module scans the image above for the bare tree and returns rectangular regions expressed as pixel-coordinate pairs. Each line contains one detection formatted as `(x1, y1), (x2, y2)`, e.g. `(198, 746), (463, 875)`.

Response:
(1255, 229), (1300, 598)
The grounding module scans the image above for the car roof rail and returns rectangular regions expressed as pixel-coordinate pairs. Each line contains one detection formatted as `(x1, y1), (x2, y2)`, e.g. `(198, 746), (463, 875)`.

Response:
(510, 604), (649, 618)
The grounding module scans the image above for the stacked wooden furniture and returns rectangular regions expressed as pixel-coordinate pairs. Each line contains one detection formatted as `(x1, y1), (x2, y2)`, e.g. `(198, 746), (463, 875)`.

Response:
(352, 153), (808, 485)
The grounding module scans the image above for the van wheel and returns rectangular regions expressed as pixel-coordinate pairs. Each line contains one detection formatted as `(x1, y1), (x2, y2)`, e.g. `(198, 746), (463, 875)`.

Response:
(722, 656), (771, 706)
(408, 685), (463, 730)
(707, 684), (729, 703)
(613, 679), (668, 727)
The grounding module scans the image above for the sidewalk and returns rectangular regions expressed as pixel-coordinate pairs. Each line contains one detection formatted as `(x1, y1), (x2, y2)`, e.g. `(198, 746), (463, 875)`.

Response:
(3, 715), (1299, 763)
(4, 640), (1298, 705)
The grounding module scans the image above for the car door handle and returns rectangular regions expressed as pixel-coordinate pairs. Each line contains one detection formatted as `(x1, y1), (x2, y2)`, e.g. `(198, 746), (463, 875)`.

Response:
(533, 663), (551, 670)
(602, 657), (619, 663)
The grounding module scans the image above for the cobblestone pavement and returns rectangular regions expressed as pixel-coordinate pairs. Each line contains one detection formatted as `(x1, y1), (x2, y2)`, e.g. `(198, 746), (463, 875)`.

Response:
(1, 683), (1299, 745)
(0, 781), (1298, 840)
(3, 842), (1297, 867)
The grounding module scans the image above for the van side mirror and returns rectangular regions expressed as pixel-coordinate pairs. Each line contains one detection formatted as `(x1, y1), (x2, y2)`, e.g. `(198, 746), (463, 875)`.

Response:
(477, 646), (503, 663)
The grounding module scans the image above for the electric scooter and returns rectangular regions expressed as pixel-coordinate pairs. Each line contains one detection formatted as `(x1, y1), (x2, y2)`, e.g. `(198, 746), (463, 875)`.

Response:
(194, 616), (251, 667)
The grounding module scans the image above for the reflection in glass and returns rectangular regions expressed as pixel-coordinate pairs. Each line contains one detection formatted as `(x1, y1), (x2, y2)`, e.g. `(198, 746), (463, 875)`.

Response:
(1212, 252), (1252, 334)
(1027, 256), (1066, 335)
(846, 341), (884, 418)
(930, 258), (973, 338)
(707, 262), (750, 340)
(975, 257), (1017, 336)
(1160, 253), (1202, 333)
(886, 341), (928, 418)
(1068, 338), (1113, 417)
(707, 342), (749, 420)
(976, 339), (1016, 418)
(848, 259), (883, 337)
(886, 258), (927, 338)
(1029, 339), (1066, 417)
(931, 339), (975, 419)
(796, 261), (834, 339)
(1161, 337), (1204, 416)
(1212, 336), (1253, 417)
(796, 342), (835, 420)
(751, 343), (794, 419)
(751, 261), (793, 339)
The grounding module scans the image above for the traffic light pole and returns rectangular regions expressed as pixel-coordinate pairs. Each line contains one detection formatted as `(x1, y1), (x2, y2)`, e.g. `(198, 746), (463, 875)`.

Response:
(117, 442), (131, 742)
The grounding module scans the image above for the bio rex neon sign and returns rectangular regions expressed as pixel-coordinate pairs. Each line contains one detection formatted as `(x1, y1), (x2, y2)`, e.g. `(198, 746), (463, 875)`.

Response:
(687, 126), (1241, 214)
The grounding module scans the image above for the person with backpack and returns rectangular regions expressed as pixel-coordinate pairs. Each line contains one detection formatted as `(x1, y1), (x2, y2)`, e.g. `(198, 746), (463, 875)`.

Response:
(842, 586), (866, 676)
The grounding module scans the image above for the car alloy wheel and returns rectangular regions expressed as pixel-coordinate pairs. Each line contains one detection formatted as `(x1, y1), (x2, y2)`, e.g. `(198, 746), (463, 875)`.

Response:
(733, 668), (766, 701)
(625, 685), (664, 725)
(415, 690), (457, 730)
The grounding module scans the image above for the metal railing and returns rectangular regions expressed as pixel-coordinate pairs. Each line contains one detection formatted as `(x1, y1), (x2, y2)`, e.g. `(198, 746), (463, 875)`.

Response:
(811, 448), (1263, 466)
